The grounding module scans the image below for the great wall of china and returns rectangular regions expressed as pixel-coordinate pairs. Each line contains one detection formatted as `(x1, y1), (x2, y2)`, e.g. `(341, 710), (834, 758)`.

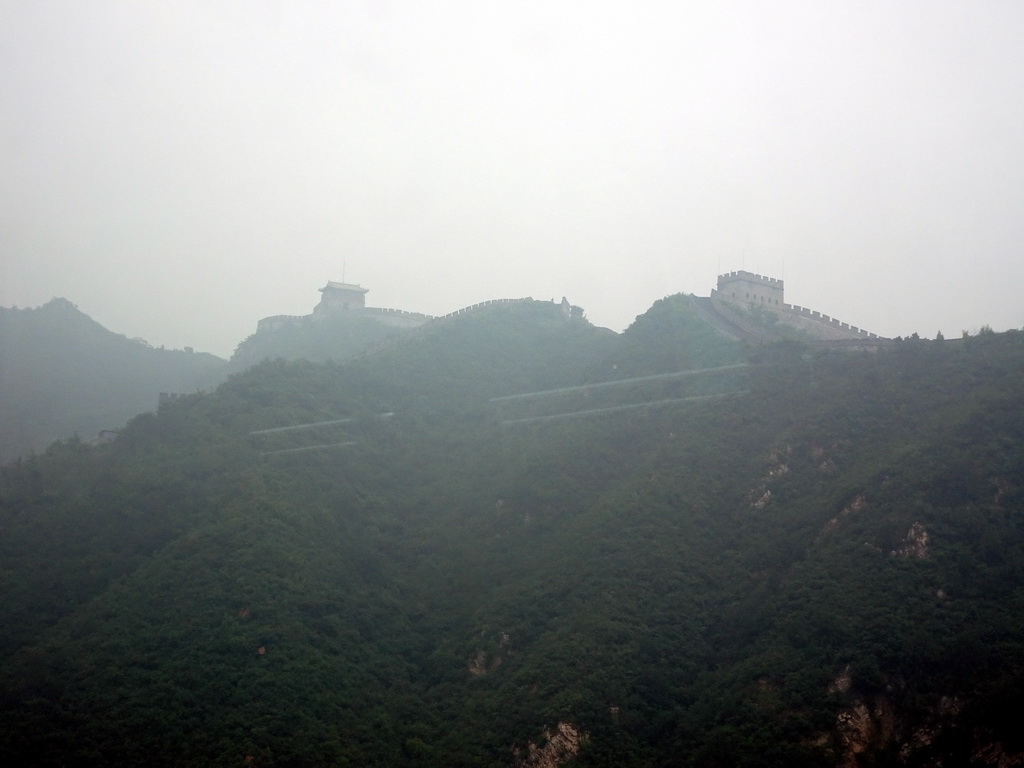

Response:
(255, 284), (568, 336)
(233, 273), (887, 436)
(701, 270), (887, 345)
(252, 273), (886, 346)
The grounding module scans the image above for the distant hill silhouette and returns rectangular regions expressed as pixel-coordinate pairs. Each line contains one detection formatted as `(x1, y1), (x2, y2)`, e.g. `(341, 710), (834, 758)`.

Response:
(0, 299), (227, 463)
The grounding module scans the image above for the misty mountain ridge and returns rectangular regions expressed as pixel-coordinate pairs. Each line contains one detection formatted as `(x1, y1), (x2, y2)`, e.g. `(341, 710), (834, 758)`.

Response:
(231, 271), (890, 370)
(0, 298), (227, 463)
(1, 286), (1023, 765)
(0, 292), (592, 462)
(0, 270), (988, 465)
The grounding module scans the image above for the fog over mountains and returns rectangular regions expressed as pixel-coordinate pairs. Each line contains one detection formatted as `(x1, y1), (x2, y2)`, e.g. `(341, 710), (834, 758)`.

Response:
(0, 273), (888, 462)
(4, 4), (1023, 761)
(2, 287), (1023, 766)
(4, 2), (1024, 355)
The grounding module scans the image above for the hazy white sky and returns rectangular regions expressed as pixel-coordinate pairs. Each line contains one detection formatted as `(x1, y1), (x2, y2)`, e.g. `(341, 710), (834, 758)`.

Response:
(2, 0), (1022, 356)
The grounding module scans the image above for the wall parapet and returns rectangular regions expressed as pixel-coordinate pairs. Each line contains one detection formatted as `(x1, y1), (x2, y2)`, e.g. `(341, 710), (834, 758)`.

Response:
(359, 307), (434, 320)
(256, 297), (537, 338)
(257, 306), (434, 332)
(718, 270), (784, 287)
(256, 314), (307, 332)
(778, 303), (879, 338)
(434, 297), (533, 321)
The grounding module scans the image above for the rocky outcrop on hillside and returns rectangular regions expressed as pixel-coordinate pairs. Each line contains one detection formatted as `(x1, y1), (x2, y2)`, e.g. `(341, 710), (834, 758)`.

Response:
(511, 722), (585, 768)
(828, 676), (1024, 767)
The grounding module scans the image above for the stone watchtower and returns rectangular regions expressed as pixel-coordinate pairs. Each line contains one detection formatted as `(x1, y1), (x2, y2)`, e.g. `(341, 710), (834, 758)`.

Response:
(314, 281), (369, 313)
(715, 271), (784, 308)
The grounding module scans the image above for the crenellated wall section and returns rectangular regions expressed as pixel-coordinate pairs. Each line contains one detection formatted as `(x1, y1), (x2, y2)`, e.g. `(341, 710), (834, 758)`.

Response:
(776, 302), (882, 339)
(256, 306), (433, 333)
(709, 270), (885, 342)
(433, 297), (533, 321)
(254, 275), (883, 348)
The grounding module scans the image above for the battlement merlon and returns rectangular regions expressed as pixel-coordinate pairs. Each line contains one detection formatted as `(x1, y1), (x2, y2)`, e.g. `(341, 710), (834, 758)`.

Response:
(716, 270), (784, 289)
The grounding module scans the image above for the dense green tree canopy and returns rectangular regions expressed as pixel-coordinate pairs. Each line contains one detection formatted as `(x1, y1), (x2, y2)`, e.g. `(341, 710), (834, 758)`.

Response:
(1, 297), (1022, 766)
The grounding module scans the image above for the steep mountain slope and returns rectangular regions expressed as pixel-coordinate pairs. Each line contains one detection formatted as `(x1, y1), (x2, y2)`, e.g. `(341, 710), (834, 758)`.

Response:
(0, 299), (228, 462)
(0, 298), (1021, 767)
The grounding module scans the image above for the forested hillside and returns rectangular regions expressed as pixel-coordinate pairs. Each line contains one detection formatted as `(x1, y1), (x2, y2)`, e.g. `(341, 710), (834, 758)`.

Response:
(0, 299), (227, 462)
(1, 296), (1022, 767)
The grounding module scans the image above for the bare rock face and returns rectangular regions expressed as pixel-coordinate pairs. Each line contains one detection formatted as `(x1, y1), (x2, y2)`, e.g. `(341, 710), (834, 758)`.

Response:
(468, 631), (510, 676)
(972, 740), (1024, 766)
(827, 679), (1024, 766)
(511, 722), (585, 768)
(828, 665), (852, 694)
(835, 695), (896, 768)
(821, 494), (868, 536)
(468, 650), (488, 677)
(891, 522), (929, 558)
(836, 702), (873, 767)
(468, 648), (504, 677)
(749, 445), (791, 509)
